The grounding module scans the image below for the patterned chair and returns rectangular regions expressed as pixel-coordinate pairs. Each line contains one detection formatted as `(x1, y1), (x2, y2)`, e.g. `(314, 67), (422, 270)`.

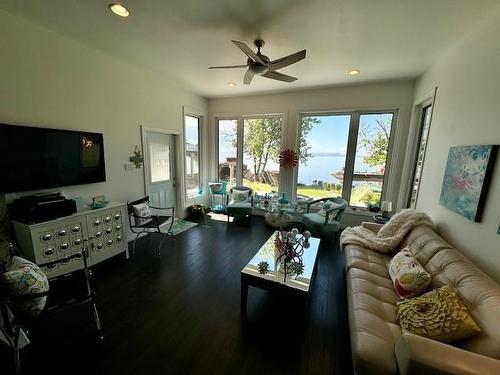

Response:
(226, 186), (253, 224)
(302, 197), (347, 239)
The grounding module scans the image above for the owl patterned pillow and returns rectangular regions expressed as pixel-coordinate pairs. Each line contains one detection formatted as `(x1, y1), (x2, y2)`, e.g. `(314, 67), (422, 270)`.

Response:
(133, 203), (152, 225)
(1, 256), (49, 318)
(388, 248), (431, 299)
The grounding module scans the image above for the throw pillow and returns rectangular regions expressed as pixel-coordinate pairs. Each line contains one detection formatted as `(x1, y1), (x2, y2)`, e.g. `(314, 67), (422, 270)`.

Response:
(231, 189), (250, 203)
(396, 286), (481, 343)
(1, 256), (49, 318)
(388, 249), (431, 299)
(317, 200), (343, 222)
(133, 202), (152, 225)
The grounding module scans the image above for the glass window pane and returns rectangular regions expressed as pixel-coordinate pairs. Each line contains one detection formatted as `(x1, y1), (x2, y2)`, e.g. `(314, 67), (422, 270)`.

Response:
(185, 115), (200, 198)
(409, 104), (432, 208)
(351, 113), (393, 208)
(296, 115), (350, 203)
(217, 119), (238, 188)
(150, 143), (170, 183)
(242, 117), (282, 195)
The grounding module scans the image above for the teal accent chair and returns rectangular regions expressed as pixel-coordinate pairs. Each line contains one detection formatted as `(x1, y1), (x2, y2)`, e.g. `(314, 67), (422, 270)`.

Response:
(226, 186), (253, 224)
(302, 197), (347, 238)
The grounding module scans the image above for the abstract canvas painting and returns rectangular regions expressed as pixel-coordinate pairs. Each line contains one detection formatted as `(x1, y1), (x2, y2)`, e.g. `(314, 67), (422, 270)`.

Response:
(440, 145), (498, 222)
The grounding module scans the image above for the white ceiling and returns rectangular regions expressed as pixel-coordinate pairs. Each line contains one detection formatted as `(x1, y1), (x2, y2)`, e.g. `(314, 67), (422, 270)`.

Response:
(1, 0), (497, 98)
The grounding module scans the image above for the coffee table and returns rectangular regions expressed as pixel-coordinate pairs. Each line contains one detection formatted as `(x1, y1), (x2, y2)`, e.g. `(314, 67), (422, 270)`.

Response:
(240, 232), (320, 316)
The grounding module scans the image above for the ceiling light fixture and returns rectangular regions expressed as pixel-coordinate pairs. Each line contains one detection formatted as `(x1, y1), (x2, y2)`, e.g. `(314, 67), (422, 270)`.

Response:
(348, 69), (360, 76)
(227, 82), (237, 87)
(109, 3), (130, 17)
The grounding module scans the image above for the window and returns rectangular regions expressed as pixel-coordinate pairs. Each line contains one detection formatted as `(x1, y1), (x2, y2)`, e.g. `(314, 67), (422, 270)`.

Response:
(296, 111), (396, 209)
(408, 104), (432, 208)
(243, 117), (282, 193)
(150, 142), (171, 182)
(296, 115), (350, 201)
(216, 116), (282, 194)
(351, 113), (393, 208)
(217, 119), (238, 188)
(184, 115), (201, 198)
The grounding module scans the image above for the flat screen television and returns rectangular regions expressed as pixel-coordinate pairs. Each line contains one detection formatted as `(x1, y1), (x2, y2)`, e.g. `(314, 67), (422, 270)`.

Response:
(0, 123), (106, 193)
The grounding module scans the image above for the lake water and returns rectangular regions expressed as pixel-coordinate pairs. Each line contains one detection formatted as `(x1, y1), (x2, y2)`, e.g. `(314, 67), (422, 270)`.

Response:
(223, 153), (378, 186)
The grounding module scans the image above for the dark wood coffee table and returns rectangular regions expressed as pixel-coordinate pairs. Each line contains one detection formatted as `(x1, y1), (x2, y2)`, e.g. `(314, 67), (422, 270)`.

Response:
(240, 233), (320, 316)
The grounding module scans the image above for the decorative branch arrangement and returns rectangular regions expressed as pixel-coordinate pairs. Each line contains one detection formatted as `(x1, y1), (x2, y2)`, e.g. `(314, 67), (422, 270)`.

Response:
(274, 228), (311, 280)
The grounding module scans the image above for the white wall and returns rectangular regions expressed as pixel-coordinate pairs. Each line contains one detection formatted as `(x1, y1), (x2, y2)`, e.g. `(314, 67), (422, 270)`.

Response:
(0, 10), (208, 226)
(413, 6), (500, 281)
(208, 80), (415, 225)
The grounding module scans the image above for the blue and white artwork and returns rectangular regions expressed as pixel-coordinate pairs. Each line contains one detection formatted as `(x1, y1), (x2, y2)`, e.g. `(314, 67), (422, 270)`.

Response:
(439, 145), (498, 222)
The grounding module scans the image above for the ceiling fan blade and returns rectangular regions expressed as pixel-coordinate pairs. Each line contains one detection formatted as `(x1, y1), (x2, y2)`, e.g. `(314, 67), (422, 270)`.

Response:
(208, 64), (248, 69)
(232, 40), (266, 65)
(262, 71), (297, 83)
(269, 50), (306, 71)
(244, 69), (255, 85)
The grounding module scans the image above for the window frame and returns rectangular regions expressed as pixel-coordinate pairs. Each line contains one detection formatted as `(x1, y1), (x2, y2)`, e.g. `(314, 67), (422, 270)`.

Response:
(215, 114), (285, 189)
(407, 101), (434, 208)
(183, 110), (203, 201)
(295, 109), (398, 211)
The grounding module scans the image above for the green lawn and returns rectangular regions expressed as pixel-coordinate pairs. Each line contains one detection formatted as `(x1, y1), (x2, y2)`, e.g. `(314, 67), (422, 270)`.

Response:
(243, 179), (380, 207)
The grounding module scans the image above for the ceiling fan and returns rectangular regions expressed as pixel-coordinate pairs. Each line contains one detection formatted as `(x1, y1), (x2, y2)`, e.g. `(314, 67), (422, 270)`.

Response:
(209, 39), (306, 85)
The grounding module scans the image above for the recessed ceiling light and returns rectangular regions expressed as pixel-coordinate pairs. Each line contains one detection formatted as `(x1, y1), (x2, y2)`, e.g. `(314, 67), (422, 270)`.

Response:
(227, 82), (237, 87)
(348, 69), (360, 76)
(109, 3), (130, 17)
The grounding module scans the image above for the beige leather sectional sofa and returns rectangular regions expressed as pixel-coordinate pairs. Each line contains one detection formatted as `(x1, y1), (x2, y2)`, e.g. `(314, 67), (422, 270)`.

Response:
(344, 222), (500, 374)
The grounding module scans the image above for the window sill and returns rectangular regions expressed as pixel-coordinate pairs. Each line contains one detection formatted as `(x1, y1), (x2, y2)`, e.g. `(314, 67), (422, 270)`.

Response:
(344, 208), (376, 217)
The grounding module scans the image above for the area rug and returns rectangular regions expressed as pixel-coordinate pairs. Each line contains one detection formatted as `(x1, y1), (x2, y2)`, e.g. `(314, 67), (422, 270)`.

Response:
(207, 212), (233, 223)
(169, 220), (198, 236)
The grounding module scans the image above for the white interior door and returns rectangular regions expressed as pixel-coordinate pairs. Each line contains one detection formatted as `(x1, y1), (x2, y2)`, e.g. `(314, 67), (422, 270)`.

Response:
(143, 130), (177, 213)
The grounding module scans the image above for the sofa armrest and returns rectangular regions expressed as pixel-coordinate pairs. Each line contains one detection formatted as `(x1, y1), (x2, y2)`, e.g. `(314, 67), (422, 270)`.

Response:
(395, 333), (500, 375)
(361, 221), (383, 234)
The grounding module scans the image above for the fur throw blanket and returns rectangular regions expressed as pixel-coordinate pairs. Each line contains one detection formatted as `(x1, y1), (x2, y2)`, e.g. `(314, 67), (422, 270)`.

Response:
(340, 209), (436, 253)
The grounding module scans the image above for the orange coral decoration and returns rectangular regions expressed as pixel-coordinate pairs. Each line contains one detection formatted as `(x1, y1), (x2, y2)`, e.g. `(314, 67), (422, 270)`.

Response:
(279, 148), (299, 168)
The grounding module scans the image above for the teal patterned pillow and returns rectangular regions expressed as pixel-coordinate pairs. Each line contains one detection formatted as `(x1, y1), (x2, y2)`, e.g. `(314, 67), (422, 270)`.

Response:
(1, 256), (49, 317)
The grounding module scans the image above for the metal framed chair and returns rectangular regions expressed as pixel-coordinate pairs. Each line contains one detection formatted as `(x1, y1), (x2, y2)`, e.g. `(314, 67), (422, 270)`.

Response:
(226, 186), (253, 224)
(127, 196), (175, 256)
(302, 197), (348, 239)
(0, 242), (103, 374)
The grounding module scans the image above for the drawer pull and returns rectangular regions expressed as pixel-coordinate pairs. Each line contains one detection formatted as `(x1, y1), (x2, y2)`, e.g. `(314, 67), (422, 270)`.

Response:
(107, 239), (114, 246)
(96, 243), (104, 250)
(116, 236), (122, 242)
(47, 263), (57, 270)
(44, 248), (55, 256)
(59, 243), (69, 250)
(57, 229), (67, 237)
(73, 238), (82, 246)
(41, 233), (52, 242)
(114, 214), (121, 220)
(106, 228), (112, 234)
(115, 225), (122, 231)
(71, 225), (81, 233)
(95, 231), (103, 238)
(104, 216), (111, 223)
(94, 220), (101, 226)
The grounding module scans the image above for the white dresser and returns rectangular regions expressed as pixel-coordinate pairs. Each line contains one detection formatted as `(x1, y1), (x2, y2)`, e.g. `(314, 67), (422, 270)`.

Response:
(12, 202), (129, 277)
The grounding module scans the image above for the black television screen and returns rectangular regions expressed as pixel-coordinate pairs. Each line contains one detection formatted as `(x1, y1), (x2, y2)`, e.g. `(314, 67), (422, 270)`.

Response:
(0, 123), (106, 193)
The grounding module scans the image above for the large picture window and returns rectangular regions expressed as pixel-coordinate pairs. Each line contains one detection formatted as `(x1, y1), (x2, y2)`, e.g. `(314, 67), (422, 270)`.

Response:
(297, 111), (396, 209)
(216, 116), (282, 194)
(184, 115), (201, 199)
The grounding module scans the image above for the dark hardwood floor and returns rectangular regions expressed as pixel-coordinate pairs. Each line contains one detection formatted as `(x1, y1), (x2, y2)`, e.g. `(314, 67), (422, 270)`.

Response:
(3, 216), (352, 374)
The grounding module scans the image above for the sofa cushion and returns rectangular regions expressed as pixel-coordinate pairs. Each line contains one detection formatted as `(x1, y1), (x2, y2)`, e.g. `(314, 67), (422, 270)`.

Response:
(344, 245), (392, 279)
(400, 225), (453, 266)
(347, 267), (401, 374)
(422, 247), (500, 359)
